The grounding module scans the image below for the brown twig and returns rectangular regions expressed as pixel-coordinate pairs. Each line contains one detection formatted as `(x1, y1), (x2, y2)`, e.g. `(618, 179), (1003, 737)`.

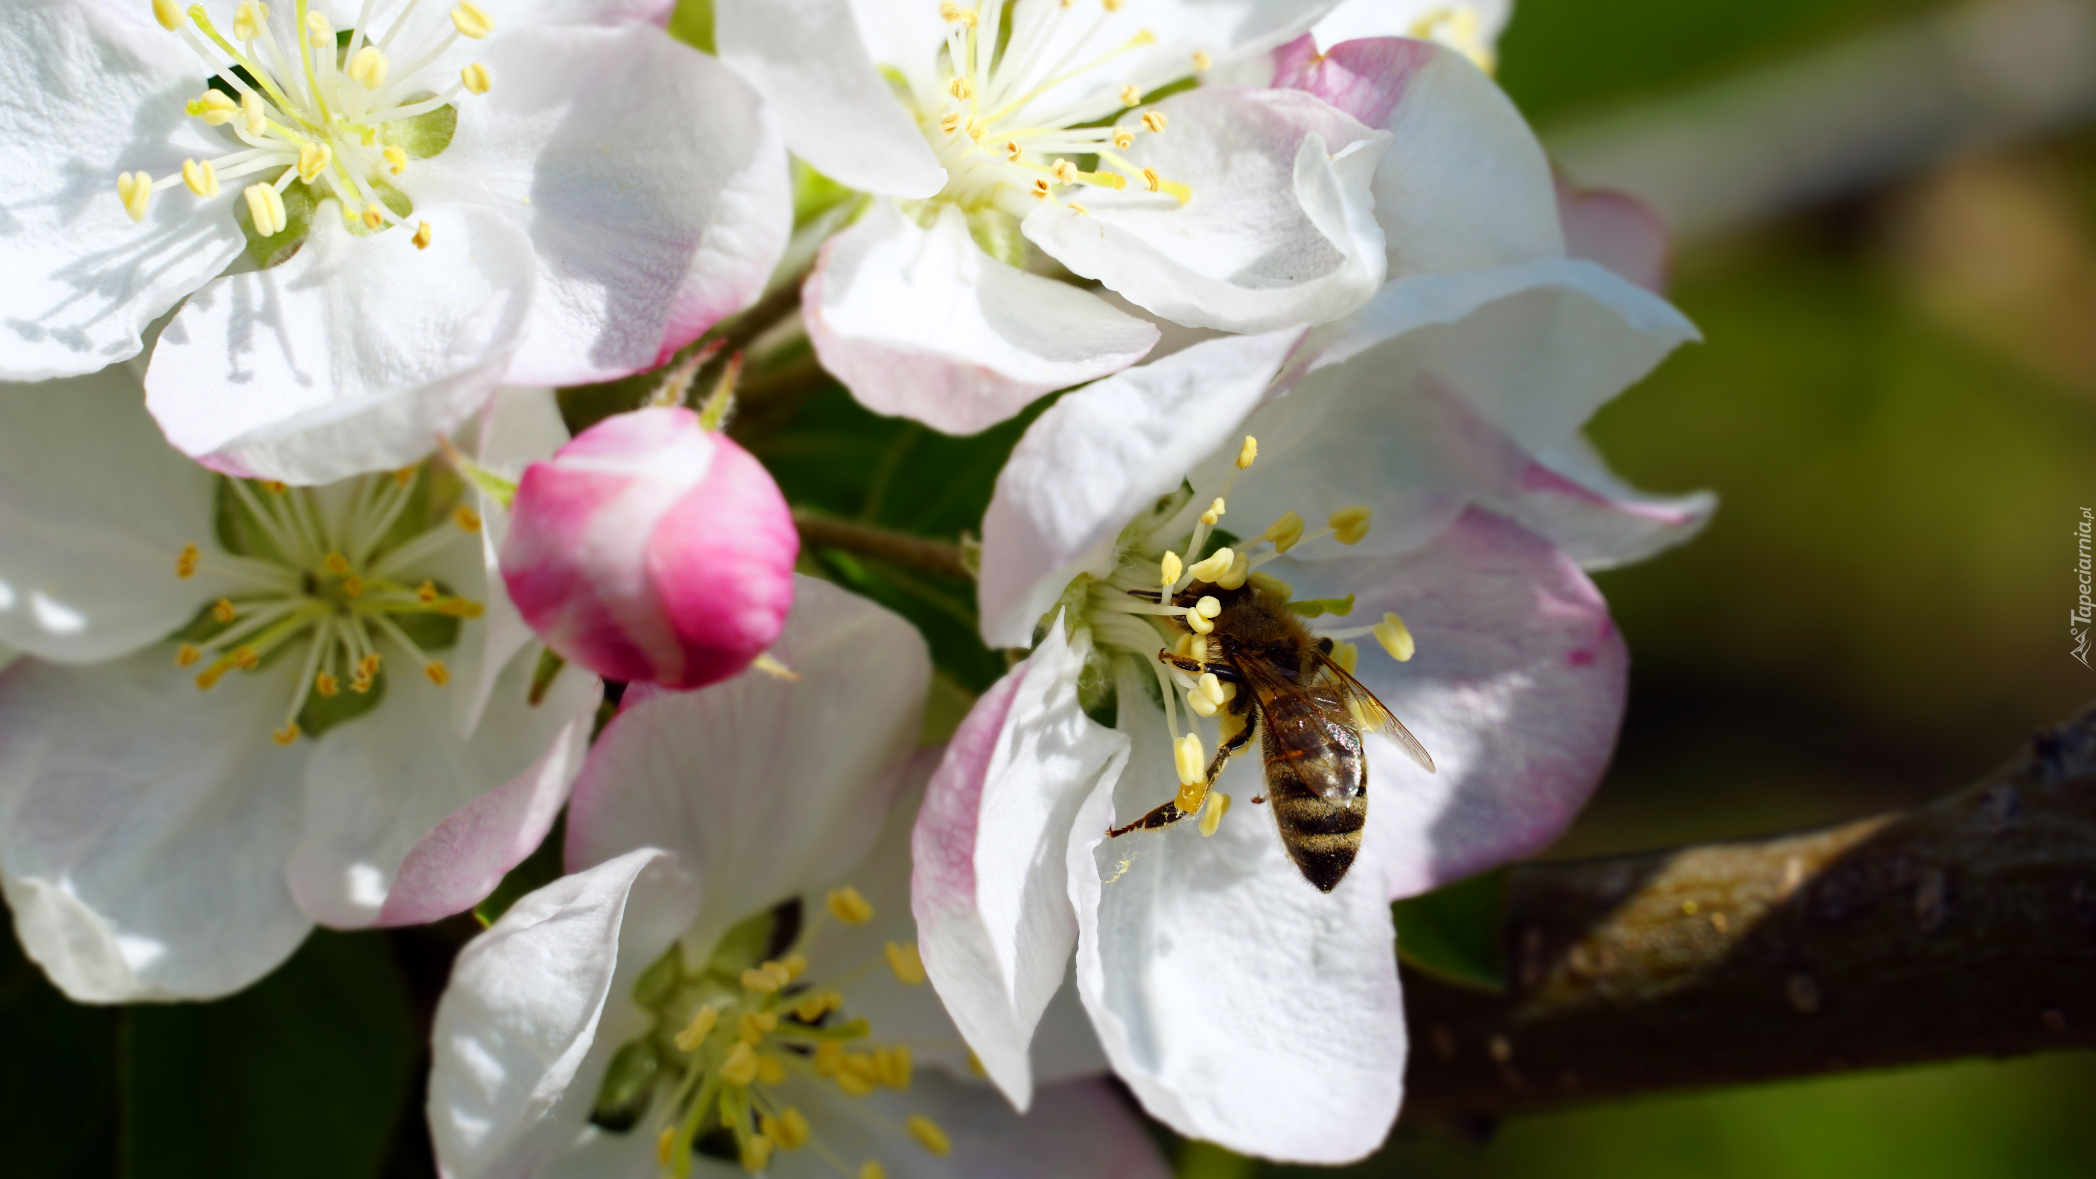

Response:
(1400, 702), (2096, 1134)
(794, 512), (973, 583)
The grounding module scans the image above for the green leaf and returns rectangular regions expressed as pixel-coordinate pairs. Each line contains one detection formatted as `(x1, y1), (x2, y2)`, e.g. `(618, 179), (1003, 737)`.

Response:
(122, 930), (414, 1179)
(668, 0), (714, 53)
(1392, 867), (1508, 992)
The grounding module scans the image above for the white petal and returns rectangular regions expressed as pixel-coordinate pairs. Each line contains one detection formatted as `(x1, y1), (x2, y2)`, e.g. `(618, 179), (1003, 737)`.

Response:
(287, 640), (603, 928)
(714, 0), (946, 198)
(1500, 433), (1717, 570)
(564, 577), (929, 959)
(0, 652), (310, 1002)
(912, 620), (1130, 1110)
(1279, 510), (1629, 899)
(1288, 256), (1699, 469)
(461, 386), (570, 731)
(1025, 88), (1387, 332)
(1311, 0), (1509, 52)
(145, 204), (537, 484)
(977, 331), (1299, 648)
(419, 27), (790, 386)
(429, 848), (698, 1179)
(0, 0), (246, 379)
(805, 201), (1159, 435)
(0, 369), (232, 662)
(999, 0), (1340, 112)
(1067, 658), (1404, 1162)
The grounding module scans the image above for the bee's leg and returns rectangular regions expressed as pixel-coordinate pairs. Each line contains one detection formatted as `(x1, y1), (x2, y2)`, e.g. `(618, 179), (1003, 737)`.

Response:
(1110, 700), (1259, 838)
(1155, 648), (1247, 682)
(1107, 800), (1192, 837)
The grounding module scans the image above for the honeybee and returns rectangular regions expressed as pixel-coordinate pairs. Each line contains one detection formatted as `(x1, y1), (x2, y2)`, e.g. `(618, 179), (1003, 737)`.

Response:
(1107, 574), (1435, 891)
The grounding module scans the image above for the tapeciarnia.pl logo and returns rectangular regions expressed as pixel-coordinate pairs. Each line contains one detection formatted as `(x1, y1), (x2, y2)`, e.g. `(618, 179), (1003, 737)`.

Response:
(2076, 507), (2092, 668)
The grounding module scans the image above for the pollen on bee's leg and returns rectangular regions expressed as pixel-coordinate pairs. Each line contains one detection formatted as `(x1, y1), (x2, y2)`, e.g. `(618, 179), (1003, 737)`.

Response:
(1174, 732), (1206, 787)
(1373, 612), (1416, 662)
(1330, 504), (1372, 545)
(826, 885), (874, 924)
(1199, 791), (1231, 837)
(906, 1115), (952, 1158)
(885, 940), (926, 985)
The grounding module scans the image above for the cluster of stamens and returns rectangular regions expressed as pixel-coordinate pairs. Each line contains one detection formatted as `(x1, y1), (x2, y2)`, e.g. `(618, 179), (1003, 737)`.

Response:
(172, 467), (485, 745)
(1078, 435), (1418, 824)
(601, 887), (952, 1179)
(122, 0), (495, 247)
(925, 0), (1204, 217)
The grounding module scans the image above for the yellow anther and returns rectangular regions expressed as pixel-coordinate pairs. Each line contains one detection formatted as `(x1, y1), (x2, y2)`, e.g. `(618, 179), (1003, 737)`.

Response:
(938, 0), (977, 24)
(272, 723), (300, 746)
(350, 674), (374, 694)
(655, 1126), (676, 1166)
(1140, 167), (1164, 193)
(383, 145), (408, 176)
(752, 1054), (787, 1084)
(762, 1107), (811, 1150)
(1113, 127), (1135, 149)
(1067, 202), (1090, 216)
(1329, 505), (1372, 545)
(355, 202), (384, 230)
(1119, 83), (1141, 106)
(826, 885), (874, 924)
(834, 1055), (877, 1096)
(1173, 731), (1205, 788)
(720, 1040), (759, 1086)
(1185, 607), (1213, 635)
(1201, 497), (1227, 526)
(1187, 547), (1233, 584)
(322, 552), (349, 575)
(412, 220), (433, 249)
(965, 117), (986, 141)
(1197, 672), (1226, 708)
(175, 644), (203, 667)
(740, 1133), (773, 1172)
(1248, 571), (1291, 601)
(759, 960), (794, 990)
(1192, 50), (1213, 71)
(231, 647), (258, 670)
(813, 1040), (846, 1077)
(740, 1009), (781, 1042)
(191, 88), (239, 125)
(860, 1163), (888, 1179)
(241, 91), (267, 135)
(938, 111), (962, 135)
(780, 952), (808, 980)
(296, 142), (331, 184)
(151, 0), (182, 29)
(181, 158), (219, 198)
(177, 544), (200, 578)
(1005, 140), (1022, 162)
(1331, 639), (1359, 675)
(1141, 110), (1167, 133)
(885, 941), (926, 986)
(245, 183), (287, 236)
(416, 580), (438, 603)
(1187, 686), (1218, 719)
(347, 45), (389, 88)
(196, 663), (228, 690)
(1101, 0), (1123, 10)
(1194, 595), (1222, 619)
(792, 990), (839, 1022)
(1372, 612), (1416, 662)
(461, 62), (491, 94)
(232, 0), (264, 40)
(1199, 790), (1230, 837)
(1215, 550), (1250, 591)
(303, 10), (331, 47)
(211, 597), (236, 623)
(358, 653), (380, 678)
(876, 1044), (913, 1089)
(450, 1), (494, 38)
(453, 505), (481, 531)
(1236, 435), (1258, 469)
(315, 671), (339, 697)
(906, 1115), (952, 1157)
(1031, 178), (1050, 199)
(1264, 510), (1304, 553)
(947, 75), (974, 99)
(1050, 158), (1077, 184)
(116, 172), (152, 223)
(673, 1004), (718, 1051)
(1173, 631), (1204, 661)
(1159, 551), (1183, 587)
(741, 964), (785, 995)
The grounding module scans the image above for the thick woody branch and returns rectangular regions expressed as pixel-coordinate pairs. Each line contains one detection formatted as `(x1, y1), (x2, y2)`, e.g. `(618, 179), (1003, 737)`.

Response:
(793, 513), (973, 583)
(1400, 702), (2096, 1132)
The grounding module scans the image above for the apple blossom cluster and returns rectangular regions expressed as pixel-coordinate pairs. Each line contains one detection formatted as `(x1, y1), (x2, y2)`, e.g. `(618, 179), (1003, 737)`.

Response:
(0, 0), (1713, 1174)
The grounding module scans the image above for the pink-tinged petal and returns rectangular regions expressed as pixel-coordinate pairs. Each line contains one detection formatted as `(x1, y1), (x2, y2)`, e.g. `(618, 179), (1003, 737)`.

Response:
(1024, 88), (1388, 333)
(373, 700), (595, 928)
(977, 331), (1301, 648)
(913, 619), (1130, 1111)
(1065, 658), (1405, 1162)
(1280, 38), (1561, 278)
(416, 26), (790, 386)
(1280, 509), (1629, 899)
(1557, 176), (1674, 294)
(429, 848), (699, 1179)
(805, 201), (1160, 435)
(565, 577), (929, 960)
(1308, 0), (1510, 54)
(145, 204), (537, 485)
(502, 408), (798, 688)
(1496, 433), (1717, 570)
(0, 0), (247, 380)
(714, 0), (946, 198)
(0, 652), (310, 1002)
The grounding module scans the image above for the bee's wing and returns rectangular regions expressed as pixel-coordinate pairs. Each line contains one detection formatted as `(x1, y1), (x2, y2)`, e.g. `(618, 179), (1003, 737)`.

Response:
(1313, 654), (1436, 774)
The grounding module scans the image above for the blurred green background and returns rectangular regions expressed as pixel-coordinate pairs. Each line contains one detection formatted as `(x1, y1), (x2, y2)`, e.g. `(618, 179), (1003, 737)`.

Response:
(8, 0), (2096, 1174)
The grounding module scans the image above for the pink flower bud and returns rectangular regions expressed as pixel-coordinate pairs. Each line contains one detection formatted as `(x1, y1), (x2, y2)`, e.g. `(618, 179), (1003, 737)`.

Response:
(501, 407), (797, 688)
